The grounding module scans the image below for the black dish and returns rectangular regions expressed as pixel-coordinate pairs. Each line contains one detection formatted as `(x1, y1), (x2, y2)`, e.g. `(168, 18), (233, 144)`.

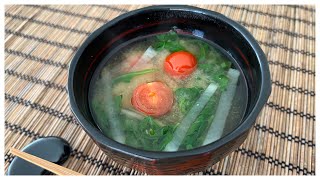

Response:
(68, 5), (271, 174)
(7, 137), (71, 175)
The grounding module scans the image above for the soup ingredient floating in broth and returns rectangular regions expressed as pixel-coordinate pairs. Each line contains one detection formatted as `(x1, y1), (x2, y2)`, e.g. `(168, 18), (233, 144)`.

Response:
(164, 83), (218, 151)
(153, 31), (186, 52)
(126, 46), (158, 72)
(105, 72), (125, 143)
(178, 88), (221, 150)
(175, 87), (204, 114)
(164, 51), (197, 78)
(124, 116), (177, 151)
(131, 82), (174, 117)
(202, 68), (240, 145)
(112, 68), (158, 84)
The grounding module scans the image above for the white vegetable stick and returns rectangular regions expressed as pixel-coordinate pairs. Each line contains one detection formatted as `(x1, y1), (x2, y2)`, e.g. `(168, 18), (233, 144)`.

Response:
(140, 46), (157, 62)
(164, 83), (218, 151)
(130, 46), (157, 71)
(202, 68), (240, 146)
(104, 72), (125, 144)
(120, 108), (145, 120)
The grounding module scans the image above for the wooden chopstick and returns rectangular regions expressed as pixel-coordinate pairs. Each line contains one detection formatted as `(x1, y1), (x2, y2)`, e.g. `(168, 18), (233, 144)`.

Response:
(10, 147), (83, 176)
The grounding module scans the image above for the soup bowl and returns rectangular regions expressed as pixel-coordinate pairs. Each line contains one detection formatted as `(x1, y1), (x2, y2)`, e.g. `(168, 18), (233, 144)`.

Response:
(68, 5), (271, 175)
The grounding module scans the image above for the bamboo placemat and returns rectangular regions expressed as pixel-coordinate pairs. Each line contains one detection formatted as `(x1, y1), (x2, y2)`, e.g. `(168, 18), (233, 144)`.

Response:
(4, 4), (315, 175)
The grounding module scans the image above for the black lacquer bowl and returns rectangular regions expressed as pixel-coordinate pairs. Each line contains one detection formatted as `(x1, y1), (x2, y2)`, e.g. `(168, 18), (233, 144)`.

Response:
(68, 5), (271, 175)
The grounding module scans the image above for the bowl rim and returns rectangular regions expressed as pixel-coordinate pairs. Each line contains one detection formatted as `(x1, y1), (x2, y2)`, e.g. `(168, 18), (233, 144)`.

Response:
(68, 5), (271, 160)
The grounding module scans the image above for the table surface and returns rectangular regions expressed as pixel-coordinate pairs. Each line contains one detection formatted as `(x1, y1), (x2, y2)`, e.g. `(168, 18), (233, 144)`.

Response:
(4, 5), (315, 175)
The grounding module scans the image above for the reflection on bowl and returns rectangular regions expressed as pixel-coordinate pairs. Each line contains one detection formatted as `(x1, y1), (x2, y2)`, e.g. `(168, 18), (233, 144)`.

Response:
(68, 5), (271, 175)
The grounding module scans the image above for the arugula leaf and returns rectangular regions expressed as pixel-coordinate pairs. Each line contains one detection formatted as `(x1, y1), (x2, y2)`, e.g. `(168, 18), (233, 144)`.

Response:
(112, 68), (158, 84)
(174, 87), (204, 114)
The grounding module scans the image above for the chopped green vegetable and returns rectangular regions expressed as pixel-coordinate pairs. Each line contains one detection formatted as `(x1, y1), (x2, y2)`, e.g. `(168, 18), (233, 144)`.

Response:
(211, 71), (230, 90)
(112, 68), (158, 84)
(179, 91), (221, 150)
(114, 95), (122, 112)
(91, 96), (111, 137)
(197, 63), (231, 90)
(153, 31), (186, 52)
(197, 42), (210, 62)
(91, 93), (124, 142)
(156, 30), (179, 41)
(198, 63), (213, 73)
(123, 116), (177, 151)
(202, 69), (240, 145)
(184, 40), (210, 63)
(180, 37), (232, 90)
(221, 61), (231, 69)
(175, 87), (204, 114)
(164, 83), (218, 151)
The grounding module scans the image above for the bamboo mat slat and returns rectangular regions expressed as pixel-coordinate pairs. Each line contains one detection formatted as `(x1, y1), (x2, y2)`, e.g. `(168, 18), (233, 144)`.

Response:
(4, 4), (315, 175)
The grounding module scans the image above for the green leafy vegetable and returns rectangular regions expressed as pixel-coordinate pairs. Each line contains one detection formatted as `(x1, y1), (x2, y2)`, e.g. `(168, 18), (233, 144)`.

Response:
(91, 96), (111, 136)
(114, 95), (123, 112)
(186, 40), (210, 63)
(202, 69), (240, 145)
(179, 92), (221, 150)
(175, 87), (204, 114)
(91, 95), (123, 139)
(197, 58), (231, 90)
(179, 37), (232, 90)
(220, 61), (232, 69)
(123, 116), (177, 151)
(112, 68), (158, 84)
(156, 31), (179, 41)
(153, 31), (186, 52)
(165, 83), (218, 151)
(210, 70), (230, 90)
(198, 63), (213, 73)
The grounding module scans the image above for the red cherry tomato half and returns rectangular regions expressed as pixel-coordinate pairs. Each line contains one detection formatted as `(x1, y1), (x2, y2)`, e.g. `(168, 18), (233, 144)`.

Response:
(131, 82), (173, 117)
(164, 51), (197, 78)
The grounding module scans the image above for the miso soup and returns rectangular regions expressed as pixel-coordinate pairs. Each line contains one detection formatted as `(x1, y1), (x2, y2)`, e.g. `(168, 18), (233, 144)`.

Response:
(89, 31), (248, 152)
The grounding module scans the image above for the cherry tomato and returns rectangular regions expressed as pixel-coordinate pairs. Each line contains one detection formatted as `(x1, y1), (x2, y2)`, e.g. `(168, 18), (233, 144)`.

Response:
(131, 82), (173, 117)
(164, 51), (197, 78)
